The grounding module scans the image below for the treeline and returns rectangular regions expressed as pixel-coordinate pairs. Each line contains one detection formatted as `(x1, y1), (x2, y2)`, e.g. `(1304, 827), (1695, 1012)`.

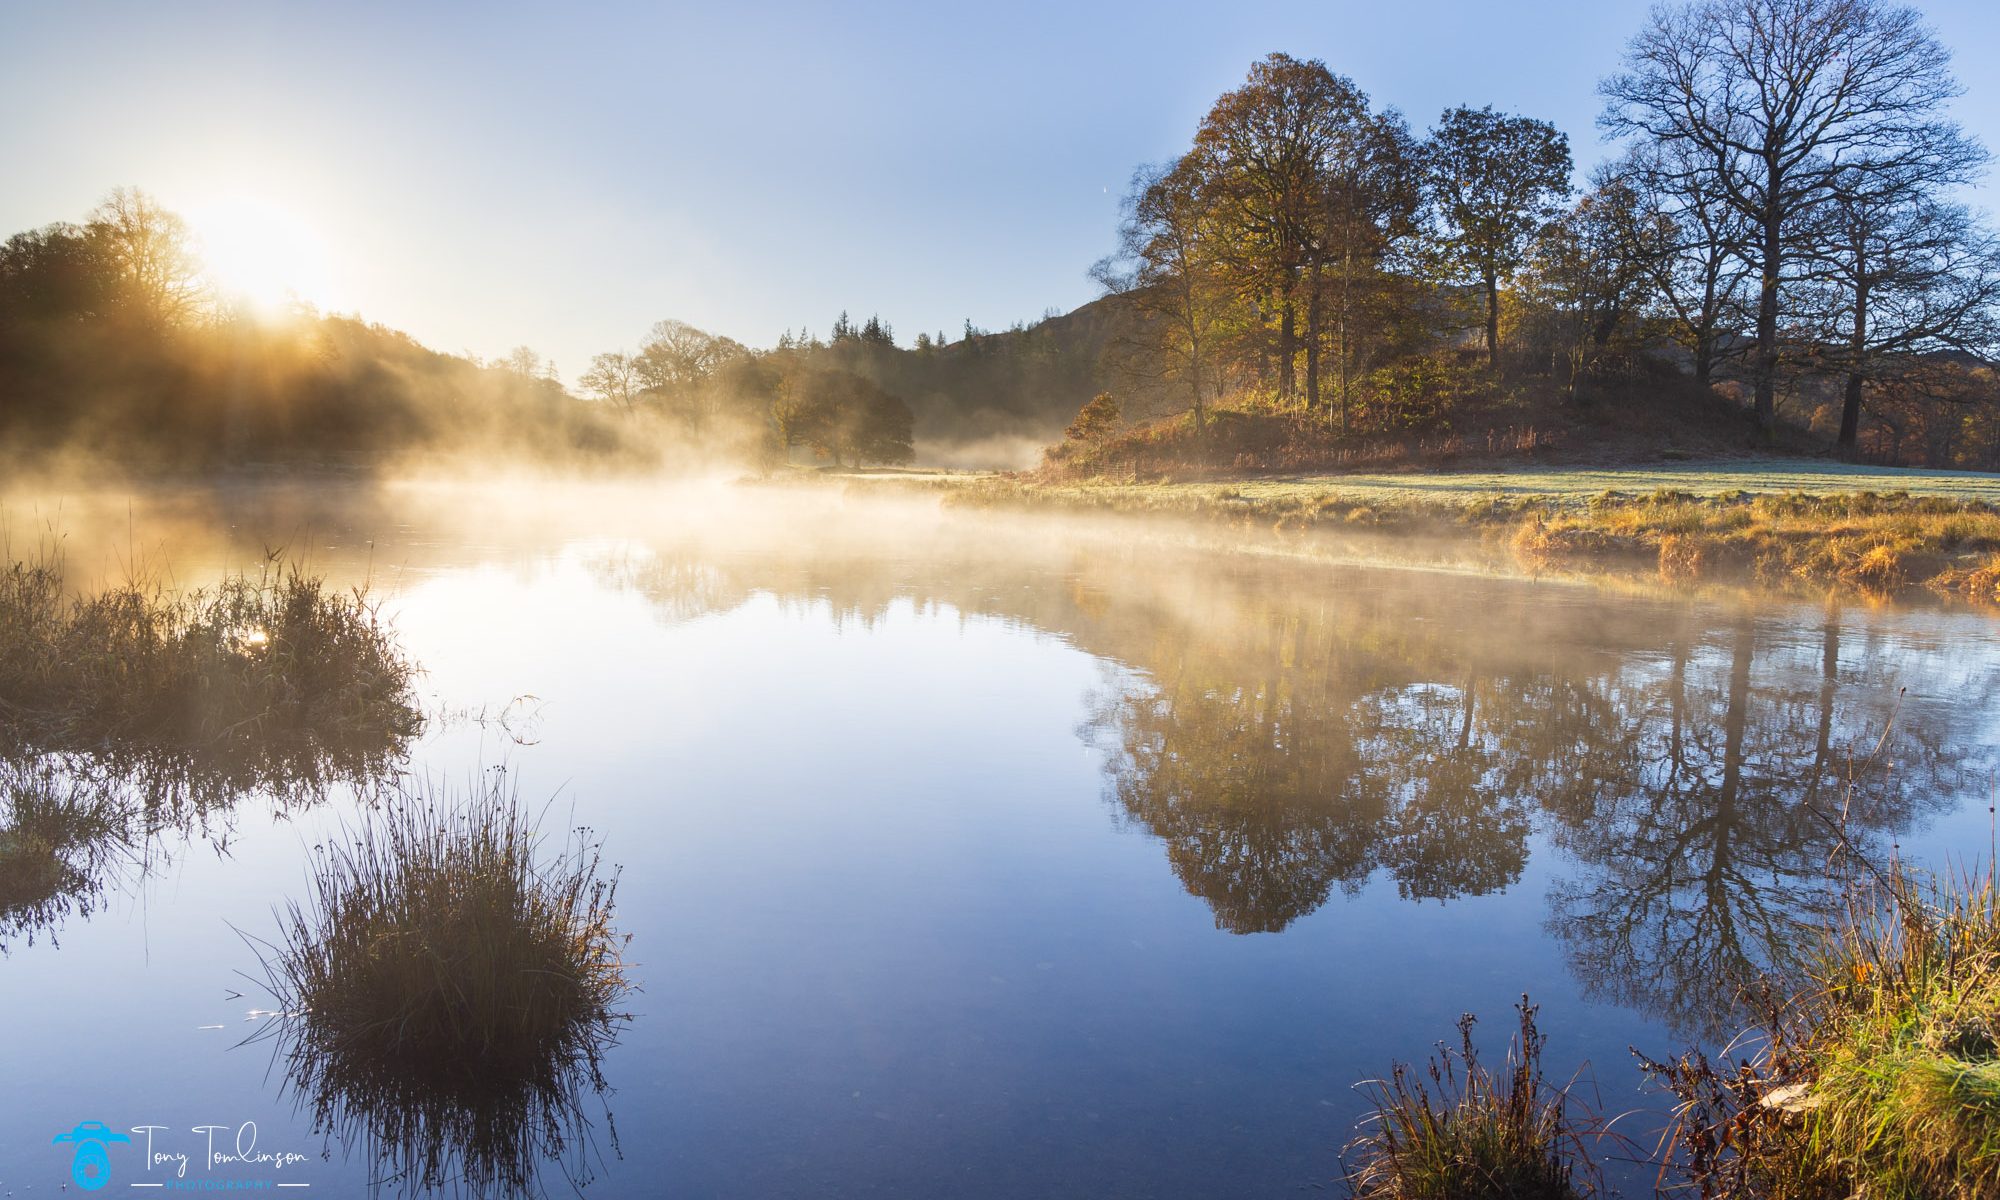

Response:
(1081, 0), (2000, 468)
(0, 189), (646, 473)
(0, 186), (1128, 473)
(577, 304), (1155, 469)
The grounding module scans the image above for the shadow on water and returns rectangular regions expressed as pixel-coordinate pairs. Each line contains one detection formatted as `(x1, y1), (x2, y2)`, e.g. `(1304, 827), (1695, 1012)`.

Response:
(594, 535), (1989, 1042)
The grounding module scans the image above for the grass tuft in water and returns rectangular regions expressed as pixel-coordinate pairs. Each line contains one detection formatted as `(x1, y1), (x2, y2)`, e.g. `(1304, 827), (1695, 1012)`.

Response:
(0, 545), (421, 797)
(1344, 996), (1605, 1200)
(260, 777), (629, 1196)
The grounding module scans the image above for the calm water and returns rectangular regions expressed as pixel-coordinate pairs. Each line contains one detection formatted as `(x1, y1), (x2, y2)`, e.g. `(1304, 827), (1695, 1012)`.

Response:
(3, 480), (1997, 1197)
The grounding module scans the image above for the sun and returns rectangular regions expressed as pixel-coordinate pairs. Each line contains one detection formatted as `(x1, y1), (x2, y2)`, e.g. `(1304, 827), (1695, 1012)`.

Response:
(186, 194), (339, 318)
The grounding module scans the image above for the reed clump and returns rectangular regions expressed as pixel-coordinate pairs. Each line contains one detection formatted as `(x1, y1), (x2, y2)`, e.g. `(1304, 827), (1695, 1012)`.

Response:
(0, 548), (421, 790)
(1345, 998), (1605, 1200)
(263, 779), (629, 1195)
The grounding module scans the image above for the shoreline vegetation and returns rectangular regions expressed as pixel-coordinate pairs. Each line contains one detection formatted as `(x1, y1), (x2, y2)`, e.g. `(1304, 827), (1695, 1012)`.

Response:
(1343, 862), (2000, 1200)
(0, 547), (421, 779)
(834, 460), (2000, 605)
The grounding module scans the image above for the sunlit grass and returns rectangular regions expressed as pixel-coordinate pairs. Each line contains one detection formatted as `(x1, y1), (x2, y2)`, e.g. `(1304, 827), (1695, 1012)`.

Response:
(1639, 861), (2000, 1200)
(928, 474), (2000, 601)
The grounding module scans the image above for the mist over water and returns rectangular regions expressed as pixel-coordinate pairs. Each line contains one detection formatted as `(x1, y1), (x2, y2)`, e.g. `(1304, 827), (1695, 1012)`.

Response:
(3, 478), (1998, 1196)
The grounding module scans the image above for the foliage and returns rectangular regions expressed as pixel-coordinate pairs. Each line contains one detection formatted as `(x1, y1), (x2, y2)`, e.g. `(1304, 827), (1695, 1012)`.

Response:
(1064, 392), (1121, 442)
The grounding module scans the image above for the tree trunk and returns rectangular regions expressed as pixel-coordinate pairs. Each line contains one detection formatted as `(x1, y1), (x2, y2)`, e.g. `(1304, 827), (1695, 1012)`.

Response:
(1279, 297), (1296, 401)
(1484, 271), (1501, 370)
(1752, 211), (1781, 436)
(1337, 244), (1353, 437)
(1304, 278), (1321, 412)
(1837, 283), (1868, 452)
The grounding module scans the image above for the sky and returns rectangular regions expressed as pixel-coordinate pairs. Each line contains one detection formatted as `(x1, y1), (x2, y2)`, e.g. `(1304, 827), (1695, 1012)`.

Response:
(5, 0), (1999, 383)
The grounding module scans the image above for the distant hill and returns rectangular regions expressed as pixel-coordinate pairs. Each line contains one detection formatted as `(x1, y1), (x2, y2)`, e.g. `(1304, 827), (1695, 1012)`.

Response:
(796, 294), (1171, 469)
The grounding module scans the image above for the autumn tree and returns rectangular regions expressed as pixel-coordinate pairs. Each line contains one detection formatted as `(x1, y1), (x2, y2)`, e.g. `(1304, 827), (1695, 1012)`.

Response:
(1064, 392), (1121, 442)
(636, 319), (745, 432)
(1422, 106), (1573, 369)
(1192, 54), (1364, 404)
(1514, 171), (1659, 397)
(1602, 0), (1977, 435)
(1311, 104), (1421, 431)
(779, 368), (914, 467)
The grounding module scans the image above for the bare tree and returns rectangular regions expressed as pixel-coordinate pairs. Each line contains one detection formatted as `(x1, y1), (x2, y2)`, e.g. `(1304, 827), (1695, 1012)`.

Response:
(579, 351), (642, 412)
(1602, 0), (1976, 435)
(1801, 181), (2000, 447)
(1618, 142), (1755, 387)
(1092, 157), (1225, 431)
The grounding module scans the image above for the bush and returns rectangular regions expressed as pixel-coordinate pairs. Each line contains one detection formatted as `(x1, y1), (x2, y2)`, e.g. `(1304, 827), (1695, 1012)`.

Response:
(1360, 359), (1495, 434)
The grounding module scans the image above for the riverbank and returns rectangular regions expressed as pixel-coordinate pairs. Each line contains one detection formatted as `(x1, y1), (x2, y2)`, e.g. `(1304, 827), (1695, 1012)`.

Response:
(849, 460), (2000, 603)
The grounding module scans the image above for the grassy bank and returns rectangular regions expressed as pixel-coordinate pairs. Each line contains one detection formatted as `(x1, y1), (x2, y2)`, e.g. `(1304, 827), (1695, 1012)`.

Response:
(899, 461), (2000, 602)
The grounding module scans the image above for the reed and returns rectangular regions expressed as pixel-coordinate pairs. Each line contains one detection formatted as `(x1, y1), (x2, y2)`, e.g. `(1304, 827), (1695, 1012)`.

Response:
(0, 545), (420, 798)
(1345, 998), (1608, 1200)
(260, 778), (629, 1195)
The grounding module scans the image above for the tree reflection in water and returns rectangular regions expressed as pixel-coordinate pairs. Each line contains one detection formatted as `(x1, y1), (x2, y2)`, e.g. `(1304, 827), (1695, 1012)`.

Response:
(593, 536), (1990, 1039)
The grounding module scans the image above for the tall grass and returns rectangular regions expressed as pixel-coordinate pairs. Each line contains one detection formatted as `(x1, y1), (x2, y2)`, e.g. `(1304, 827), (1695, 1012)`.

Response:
(0, 545), (420, 802)
(1641, 859), (2000, 1199)
(259, 778), (629, 1195)
(1345, 997), (1611, 1200)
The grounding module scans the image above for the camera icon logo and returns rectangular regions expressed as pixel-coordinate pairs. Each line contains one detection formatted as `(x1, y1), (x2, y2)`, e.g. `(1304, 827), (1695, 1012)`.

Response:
(52, 1121), (129, 1191)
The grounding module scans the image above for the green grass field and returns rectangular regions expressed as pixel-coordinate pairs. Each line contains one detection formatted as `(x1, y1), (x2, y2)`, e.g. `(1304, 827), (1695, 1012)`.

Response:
(1145, 459), (2000, 508)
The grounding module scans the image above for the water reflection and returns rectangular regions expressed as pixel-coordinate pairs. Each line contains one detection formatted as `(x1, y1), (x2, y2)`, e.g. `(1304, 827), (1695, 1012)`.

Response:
(0, 703), (417, 951)
(593, 539), (1986, 1037)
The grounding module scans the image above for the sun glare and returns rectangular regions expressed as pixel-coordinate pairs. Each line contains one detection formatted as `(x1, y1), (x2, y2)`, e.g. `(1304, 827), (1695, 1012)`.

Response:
(187, 195), (339, 318)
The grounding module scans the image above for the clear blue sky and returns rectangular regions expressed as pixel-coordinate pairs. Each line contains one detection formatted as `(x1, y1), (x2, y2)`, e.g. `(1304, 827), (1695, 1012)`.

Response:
(5, 0), (1997, 382)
